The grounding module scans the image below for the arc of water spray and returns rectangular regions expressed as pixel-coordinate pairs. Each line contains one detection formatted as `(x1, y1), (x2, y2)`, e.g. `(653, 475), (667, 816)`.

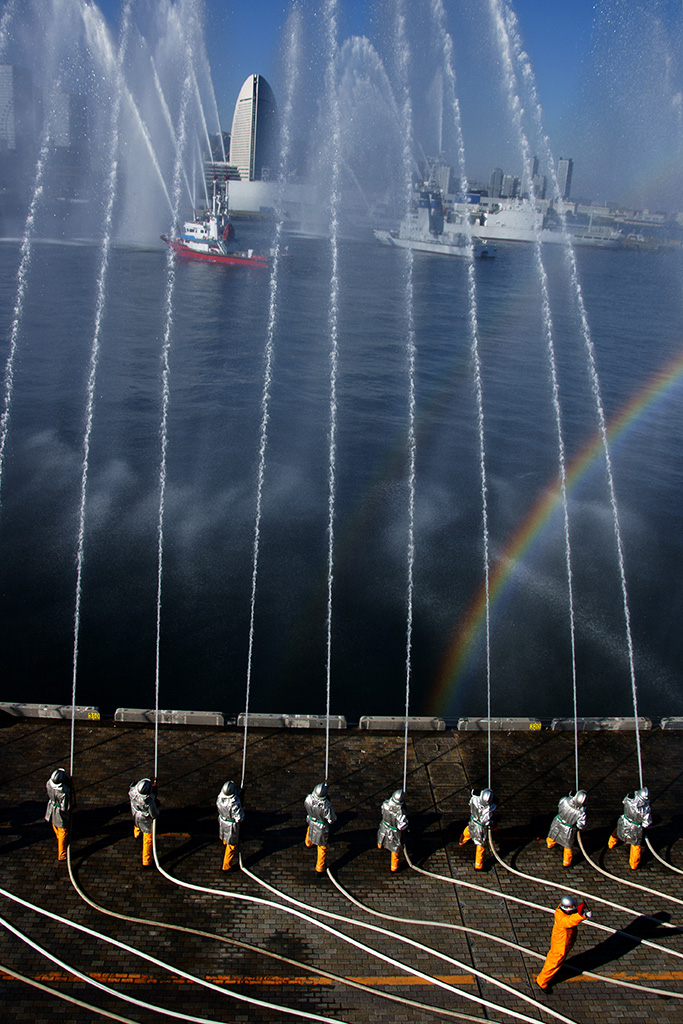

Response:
(0, 0), (18, 60)
(150, 55), (195, 210)
(393, 2), (418, 796)
(241, 7), (302, 790)
(84, 24), (176, 216)
(70, 0), (133, 775)
(154, 68), (194, 781)
(190, 66), (214, 170)
(0, 78), (68, 507)
(486, 0), (581, 792)
(429, 0), (493, 788)
(323, 0), (342, 784)
(497, 0), (644, 789)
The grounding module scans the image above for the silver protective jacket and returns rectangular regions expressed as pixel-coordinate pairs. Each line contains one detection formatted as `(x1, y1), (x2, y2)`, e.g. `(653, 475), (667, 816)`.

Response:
(128, 783), (161, 834)
(616, 793), (652, 844)
(45, 776), (71, 829)
(377, 795), (409, 853)
(305, 790), (337, 846)
(547, 794), (587, 849)
(217, 787), (245, 845)
(468, 791), (496, 845)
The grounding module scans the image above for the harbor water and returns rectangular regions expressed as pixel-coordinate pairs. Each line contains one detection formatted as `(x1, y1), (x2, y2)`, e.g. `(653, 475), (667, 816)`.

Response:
(0, 234), (681, 722)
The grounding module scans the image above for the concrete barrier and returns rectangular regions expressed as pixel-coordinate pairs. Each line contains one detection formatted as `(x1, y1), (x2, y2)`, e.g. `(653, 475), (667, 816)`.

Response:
(114, 709), (224, 726)
(0, 703), (100, 721)
(551, 717), (652, 731)
(457, 717), (543, 731)
(284, 714), (347, 730)
(659, 717), (683, 730)
(359, 716), (446, 732)
(235, 713), (347, 729)
(236, 713), (286, 728)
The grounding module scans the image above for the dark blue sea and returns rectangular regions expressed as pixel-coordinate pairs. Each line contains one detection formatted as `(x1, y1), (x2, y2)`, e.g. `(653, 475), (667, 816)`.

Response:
(0, 232), (681, 722)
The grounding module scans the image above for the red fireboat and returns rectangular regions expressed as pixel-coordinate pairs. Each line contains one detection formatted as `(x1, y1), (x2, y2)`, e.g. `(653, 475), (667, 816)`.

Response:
(161, 179), (269, 267)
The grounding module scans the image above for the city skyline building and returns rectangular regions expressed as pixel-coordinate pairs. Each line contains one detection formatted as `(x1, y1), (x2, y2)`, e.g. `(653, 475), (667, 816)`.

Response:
(557, 157), (573, 199)
(0, 64), (34, 154)
(501, 173), (519, 198)
(489, 166), (503, 198)
(228, 73), (277, 182)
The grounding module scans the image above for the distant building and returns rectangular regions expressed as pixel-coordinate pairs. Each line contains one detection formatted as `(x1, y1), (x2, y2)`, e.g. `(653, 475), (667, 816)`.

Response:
(203, 160), (241, 205)
(0, 64), (35, 201)
(532, 173), (547, 199)
(557, 157), (573, 200)
(501, 173), (519, 198)
(208, 132), (230, 162)
(0, 64), (35, 152)
(229, 74), (277, 182)
(489, 167), (503, 198)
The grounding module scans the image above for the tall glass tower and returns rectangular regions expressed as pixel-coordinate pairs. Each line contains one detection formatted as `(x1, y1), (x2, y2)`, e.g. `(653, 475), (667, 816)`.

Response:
(228, 74), (277, 182)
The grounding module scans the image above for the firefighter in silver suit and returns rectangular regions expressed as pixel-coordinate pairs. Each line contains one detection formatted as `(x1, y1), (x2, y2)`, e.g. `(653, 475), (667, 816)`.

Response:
(546, 790), (587, 867)
(304, 782), (337, 873)
(377, 789), (409, 872)
(608, 787), (652, 869)
(45, 768), (73, 862)
(128, 778), (160, 867)
(459, 788), (496, 869)
(217, 780), (245, 871)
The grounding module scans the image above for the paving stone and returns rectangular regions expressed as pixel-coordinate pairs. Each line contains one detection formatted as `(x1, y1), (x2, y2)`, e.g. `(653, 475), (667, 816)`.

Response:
(0, 719), (682, 1022)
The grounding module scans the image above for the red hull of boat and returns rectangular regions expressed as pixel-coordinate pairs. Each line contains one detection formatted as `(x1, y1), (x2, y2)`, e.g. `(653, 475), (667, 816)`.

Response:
(161, 236), (268, 267)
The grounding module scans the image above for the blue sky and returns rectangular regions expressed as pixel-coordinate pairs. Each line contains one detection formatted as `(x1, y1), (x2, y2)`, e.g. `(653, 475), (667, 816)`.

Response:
(204, 0), (597, 130)
(95, 0), (597, 132)
(95, 1), (682, 207)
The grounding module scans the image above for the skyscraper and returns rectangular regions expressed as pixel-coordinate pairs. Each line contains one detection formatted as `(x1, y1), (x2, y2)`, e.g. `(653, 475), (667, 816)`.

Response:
(0, 64), (34, 153)
(489, 167), (503, 197)
(229, 74), (277, 182)
(557, 157), (573, 200)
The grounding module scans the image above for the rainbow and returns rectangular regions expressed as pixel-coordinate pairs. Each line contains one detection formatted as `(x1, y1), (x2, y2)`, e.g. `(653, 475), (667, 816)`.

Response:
(428, 347), (683, 717)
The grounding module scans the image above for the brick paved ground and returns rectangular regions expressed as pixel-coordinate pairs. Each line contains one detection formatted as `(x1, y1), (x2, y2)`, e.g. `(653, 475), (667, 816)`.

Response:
(1, 717), (682, 1023)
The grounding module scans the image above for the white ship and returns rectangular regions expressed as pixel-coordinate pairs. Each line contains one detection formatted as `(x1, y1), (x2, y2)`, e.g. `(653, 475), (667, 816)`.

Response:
(469, 199), (623, 248)
(374, 191), (496, 259)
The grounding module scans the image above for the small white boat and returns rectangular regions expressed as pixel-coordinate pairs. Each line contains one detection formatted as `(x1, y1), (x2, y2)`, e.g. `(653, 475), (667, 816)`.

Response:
(374, 190), (496, 259)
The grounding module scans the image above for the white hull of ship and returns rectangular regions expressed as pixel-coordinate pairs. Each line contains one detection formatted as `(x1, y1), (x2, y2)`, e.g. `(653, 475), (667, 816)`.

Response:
(374, 229), (493, 258)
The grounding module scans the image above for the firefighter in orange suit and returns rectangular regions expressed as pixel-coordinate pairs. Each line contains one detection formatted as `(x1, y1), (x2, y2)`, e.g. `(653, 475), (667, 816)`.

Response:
(377, 789), (409, 872)
(607, 787), (652, 869)
(45, 768), (73, 861)
(304, 783), (336, 873)
(546, 790), (587, 867)
(459, 788), (496, 869)
(536, 895), (592, 990)
(128, 778), (160, 867)
(217, 780), (245, 871)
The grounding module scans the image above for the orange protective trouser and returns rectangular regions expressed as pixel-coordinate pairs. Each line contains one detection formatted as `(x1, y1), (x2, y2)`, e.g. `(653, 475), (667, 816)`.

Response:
(222, 842), (237, 871)
(53, 825), (68, 861)
(546, 838), (573, 866)
(608, 832), (641, 868)
(134, 825), (153, 866)
(390, 851), (400, 872)
(460, 825), (485, 868)
(315, 845), (327, 873)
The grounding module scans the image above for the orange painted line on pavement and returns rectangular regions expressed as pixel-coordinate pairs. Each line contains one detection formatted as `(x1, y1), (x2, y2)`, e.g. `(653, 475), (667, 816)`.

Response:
(3, 969), (683, 986)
